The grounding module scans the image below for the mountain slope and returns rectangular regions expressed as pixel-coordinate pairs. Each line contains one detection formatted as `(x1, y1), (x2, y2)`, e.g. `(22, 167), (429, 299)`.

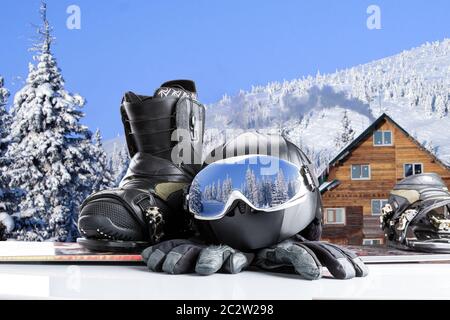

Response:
(105, 39), (450, 173)
(205, 39), (450, 172)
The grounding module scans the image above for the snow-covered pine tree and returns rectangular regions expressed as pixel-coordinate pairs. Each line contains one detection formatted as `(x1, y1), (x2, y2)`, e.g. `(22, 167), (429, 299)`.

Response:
(258, 180), (271, 208)
(216, 179), (222, 202)
(0, 77), (11, 204)
(189, 179), (203, 214)
(221, 175), (233, 201)
(271, 169), (288, 206)
(0, 77), (16, 237)
(110, 143), (129, 186)
(211, 183), (217, 201)
(91, 130), (114, 192)
(435, 94), (448, 118)
(203, 185), (211, 201)
(334, 110), (355, 150)
(6, 3), (101, 241)
(244, 167), (259, 206)
(251, 172), (260, 206)
(0, 77), (10, 143)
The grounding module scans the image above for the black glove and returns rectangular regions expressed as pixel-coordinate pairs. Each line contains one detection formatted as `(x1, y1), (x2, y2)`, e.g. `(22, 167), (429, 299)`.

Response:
(141, 239), (254, 275)
(254, 236), (368, 280)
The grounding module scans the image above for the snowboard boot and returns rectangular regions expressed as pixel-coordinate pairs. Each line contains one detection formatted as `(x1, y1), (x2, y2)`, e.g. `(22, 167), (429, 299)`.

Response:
(77, 80), (205, 252)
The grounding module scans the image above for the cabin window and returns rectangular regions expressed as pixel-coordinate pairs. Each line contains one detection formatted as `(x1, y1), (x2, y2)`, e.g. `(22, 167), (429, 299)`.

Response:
(373, 130), (393, 146)
(351, 164), (371, 180)
(404, 163), (423, 177)
(363, 239), (383, 246)
(325, 208), (346, 225)
(371, 199), (389, 216)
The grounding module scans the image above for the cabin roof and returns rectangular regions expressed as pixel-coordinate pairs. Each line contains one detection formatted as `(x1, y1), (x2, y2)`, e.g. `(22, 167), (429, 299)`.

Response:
(322, 113), (450, 177)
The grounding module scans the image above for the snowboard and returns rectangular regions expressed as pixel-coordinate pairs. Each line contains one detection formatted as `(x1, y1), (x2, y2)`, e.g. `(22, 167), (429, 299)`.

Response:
(0, 241), (449, 264)
(0, 241), (142, 263)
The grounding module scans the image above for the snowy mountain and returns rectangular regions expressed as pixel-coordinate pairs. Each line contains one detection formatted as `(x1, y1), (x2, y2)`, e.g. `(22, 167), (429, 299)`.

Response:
(105, 39), (450, 175)
(205, 39), (450, 174)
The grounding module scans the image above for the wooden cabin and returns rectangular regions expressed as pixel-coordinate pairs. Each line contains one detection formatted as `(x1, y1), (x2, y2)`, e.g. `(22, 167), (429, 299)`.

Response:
(319, 113), (450, 245)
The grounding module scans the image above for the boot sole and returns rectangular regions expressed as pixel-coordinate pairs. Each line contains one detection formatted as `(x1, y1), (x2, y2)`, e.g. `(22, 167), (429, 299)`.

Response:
(77, 238), (150, 253)
(78, 215), (149, 252)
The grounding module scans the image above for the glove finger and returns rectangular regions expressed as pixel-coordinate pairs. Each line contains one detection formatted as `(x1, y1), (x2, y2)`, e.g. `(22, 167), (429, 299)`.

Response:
(142, 239), (194, 272)
(254, 247), (288, 270)
(162, 244), (204, 274)
(254, 239), (300, 269)
(267, 244), (322, 280)
(325, 243), (369, 277)
(195, 245), (234, 275)
(142, 239), (194, 262)
(222, 252), (255, 274)
(286, 244), (322, 280)
(141, 247), (153, 263)
(300, 242), (356, 280)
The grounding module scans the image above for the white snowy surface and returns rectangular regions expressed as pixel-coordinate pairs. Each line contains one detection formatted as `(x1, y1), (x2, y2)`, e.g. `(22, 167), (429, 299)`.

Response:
(0, 263), (450, 299)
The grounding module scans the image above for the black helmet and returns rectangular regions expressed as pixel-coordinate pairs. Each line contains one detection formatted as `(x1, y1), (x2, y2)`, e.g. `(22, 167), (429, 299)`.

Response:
(380, 173), (450, 253)
(193, 132), (323, 251)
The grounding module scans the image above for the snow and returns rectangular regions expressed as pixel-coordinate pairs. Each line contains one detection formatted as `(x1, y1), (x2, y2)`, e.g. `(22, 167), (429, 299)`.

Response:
(200, 200), (224, 217)
(0, 77), (19, 232)
(102, 135), (130, 185)
(196, 162), (296, 213)
(107, 41), (450, 174)
(205, 39), (450, 174)
(0, 213), (14, 233)
(103, 135), (125, 157)
(1, 263), (450, 299)
(0, 4), (114, 241)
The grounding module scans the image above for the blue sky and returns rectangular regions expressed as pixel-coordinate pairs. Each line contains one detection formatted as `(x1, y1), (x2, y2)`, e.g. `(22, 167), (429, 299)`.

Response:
(0, 0), (449, 139)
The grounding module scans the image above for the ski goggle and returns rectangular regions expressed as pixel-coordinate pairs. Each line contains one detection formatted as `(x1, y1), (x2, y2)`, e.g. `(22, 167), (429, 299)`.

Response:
(188, 155), (316, 220)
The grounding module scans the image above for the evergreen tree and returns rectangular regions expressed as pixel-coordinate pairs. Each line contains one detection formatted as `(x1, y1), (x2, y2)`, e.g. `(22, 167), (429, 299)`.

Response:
(259, 179), (273, 208)
(110, 142), (130, 186)
(0, 77), (10, 204)
(91, 130), (114, 192)
(271, 170), (288, 206)
(0, 77), (10, 144)
(189, 179), (203, 213)
(334, 110), (355, 149)
(216, 179), (222, 202)
(5, 3), (101, 241)
(0, 76), (17, 237)
(435, 94), (448, 118)
(221, 175), (233, 201)
(244, 167), (259, 206)
(203, 185), (211, 201)
(211, 183), (217, 201)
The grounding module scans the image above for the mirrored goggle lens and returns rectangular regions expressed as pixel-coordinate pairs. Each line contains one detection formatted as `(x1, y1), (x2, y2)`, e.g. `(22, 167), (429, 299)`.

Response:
(189, 155), (307, 220)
